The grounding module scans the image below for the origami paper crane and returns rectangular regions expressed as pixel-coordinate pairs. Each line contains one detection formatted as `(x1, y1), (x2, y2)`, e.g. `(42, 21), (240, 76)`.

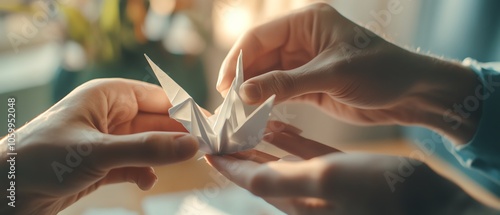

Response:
(145, 51), (275, 154)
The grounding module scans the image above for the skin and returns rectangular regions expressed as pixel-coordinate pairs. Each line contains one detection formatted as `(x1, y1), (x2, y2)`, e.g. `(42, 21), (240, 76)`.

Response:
(217, 3), (481, 145)
(0, 79), (199, 215)
(214, 2), (493, 214)
(206, 126), (498, 215)
(0, 3), (490, 215)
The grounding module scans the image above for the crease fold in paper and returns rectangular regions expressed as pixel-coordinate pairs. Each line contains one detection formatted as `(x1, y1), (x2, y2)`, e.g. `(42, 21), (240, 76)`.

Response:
(145, 51), (275, 154)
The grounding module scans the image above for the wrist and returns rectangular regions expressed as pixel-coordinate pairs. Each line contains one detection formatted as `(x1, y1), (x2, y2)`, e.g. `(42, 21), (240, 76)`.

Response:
(408, 53), (481, 145)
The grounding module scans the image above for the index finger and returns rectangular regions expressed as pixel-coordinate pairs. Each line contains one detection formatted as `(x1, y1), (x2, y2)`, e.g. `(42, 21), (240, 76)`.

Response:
(216, 15), (290, 95)
(126, 79), (173, 114)
(86, 78), (172, 114)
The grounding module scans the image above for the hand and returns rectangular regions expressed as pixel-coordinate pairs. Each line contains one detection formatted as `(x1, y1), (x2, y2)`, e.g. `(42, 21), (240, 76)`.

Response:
(0, 79), (199, 215)
(206, 126), (492, 215)
(216, 3), (480, 144)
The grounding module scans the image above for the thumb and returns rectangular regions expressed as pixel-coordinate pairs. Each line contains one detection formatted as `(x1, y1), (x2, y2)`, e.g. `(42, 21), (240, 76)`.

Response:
(239, 53), (332, 104)
(96, 132), (199, 169)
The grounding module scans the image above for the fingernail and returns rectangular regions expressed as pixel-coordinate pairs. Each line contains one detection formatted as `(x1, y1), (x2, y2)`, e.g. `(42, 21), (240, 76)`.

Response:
(216, 67), (225, 90)
(204, 155), (214, 167)
(216, 76), (223, 90)
(239, 83), (261, 103)
(138, 175), (155, 190)
(174, 135), (199, 157)
(151, 174), (158, 188)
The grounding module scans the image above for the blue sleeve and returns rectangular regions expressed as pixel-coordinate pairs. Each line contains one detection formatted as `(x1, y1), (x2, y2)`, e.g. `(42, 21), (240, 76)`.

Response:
(445, 58), (500, 184)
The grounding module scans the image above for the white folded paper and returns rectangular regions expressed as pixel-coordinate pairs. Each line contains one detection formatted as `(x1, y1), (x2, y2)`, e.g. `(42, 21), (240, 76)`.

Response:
(145, 51), (275, 154)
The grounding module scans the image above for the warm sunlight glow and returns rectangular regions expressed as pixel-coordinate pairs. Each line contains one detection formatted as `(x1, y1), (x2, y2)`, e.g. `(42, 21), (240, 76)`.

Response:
(214, 7), (252, 49)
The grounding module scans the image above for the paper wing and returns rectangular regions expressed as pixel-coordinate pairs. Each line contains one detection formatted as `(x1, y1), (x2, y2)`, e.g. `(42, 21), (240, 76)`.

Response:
(222, 95), (275, 154)
(145, 54), (216, 152)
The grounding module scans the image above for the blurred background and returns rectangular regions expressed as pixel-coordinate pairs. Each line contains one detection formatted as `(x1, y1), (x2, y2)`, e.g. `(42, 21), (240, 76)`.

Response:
(0, 0), (499, 214)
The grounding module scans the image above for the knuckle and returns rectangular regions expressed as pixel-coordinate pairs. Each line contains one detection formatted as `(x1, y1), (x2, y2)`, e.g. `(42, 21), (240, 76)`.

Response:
(298, 2), (337, 19)
(245, 27), (264, 51)
(79, 78), (110, 90)
(79, 78), (128, 91)
(309, 2), (336, 14)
